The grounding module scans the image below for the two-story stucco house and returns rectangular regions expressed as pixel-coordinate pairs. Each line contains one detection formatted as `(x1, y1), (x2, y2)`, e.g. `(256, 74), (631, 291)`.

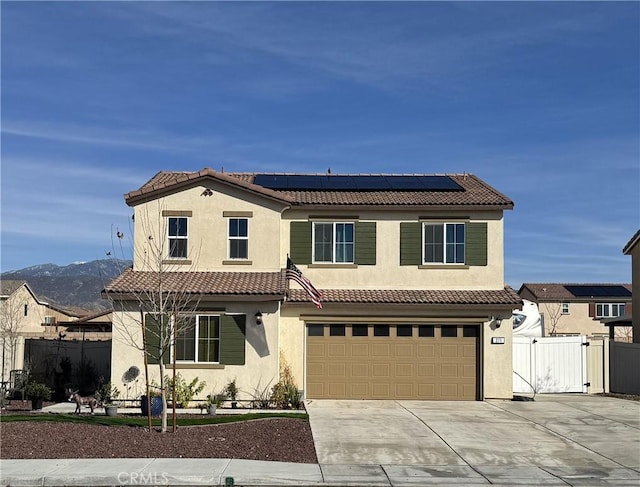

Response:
(104, 168), (520, 401)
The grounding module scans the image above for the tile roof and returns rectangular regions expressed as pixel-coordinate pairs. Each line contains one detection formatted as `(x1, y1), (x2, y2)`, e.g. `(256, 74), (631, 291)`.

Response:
(103, 268), (287, 297)
(519, 283), (633, 300)
(0, 279), (27, 296)
(126, 168), (513, 209)
(287, 287), (521, 306)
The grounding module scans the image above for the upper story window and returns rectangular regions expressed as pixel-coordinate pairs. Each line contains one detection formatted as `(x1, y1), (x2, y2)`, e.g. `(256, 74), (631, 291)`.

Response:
(423, 222), (465, 264)
(168, 217), (188, 259)
(596, 303), (625, 318)
(561, 302), (570, 314)
(228, 218), (248, 259)
(313, 222), (354, 263)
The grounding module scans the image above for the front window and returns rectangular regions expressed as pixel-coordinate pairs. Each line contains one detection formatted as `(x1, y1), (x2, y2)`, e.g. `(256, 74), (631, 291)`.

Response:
(228, 218), (248, 259)
(168, 217), (188, 258)
(313, 222), (354, 263)
(423, 222), (465, 264)
(175, 315), (220, 363)
(596, 303), (625, 318)
(561, 302), (569, 314)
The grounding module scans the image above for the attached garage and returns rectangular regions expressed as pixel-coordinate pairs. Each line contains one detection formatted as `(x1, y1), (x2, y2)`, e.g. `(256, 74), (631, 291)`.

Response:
(306, 323), (479, 400)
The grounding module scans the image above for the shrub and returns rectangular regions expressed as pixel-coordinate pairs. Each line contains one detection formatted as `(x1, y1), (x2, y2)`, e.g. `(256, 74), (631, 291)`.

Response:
(96, 381), (121, 405)
(165, 374), (206, 408)
(271, 353), (302, 409)
(25, 382), (51, 400)
(249, 379), (273, 409)
(224, 379), (239, 402)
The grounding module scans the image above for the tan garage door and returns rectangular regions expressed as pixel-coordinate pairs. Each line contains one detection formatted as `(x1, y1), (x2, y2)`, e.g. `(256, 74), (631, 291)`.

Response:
(306, 323), (478, 400)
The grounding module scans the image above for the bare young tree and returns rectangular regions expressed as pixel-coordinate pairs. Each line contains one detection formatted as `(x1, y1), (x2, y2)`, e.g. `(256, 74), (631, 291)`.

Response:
(104, 201), (202, 433)
(541, 302), (564, 336)
(0, 290), (27, 383)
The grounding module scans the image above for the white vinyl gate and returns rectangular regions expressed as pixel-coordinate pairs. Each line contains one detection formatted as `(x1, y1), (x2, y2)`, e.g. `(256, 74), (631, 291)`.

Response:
(513, 336), (588, 394)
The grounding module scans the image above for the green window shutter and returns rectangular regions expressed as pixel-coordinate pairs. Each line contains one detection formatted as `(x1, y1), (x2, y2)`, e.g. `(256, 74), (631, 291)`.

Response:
(400, 222), (421, 265)
(290, 221), (312, 264)
(355, 222), (376, 265)
(220, 314), (246, 365)
(466, 222), (487, 266)
(144, 314), (169, 364)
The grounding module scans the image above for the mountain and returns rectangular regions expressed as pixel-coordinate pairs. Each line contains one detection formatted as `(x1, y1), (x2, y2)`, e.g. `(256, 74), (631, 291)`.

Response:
(1, 259), (132, 312)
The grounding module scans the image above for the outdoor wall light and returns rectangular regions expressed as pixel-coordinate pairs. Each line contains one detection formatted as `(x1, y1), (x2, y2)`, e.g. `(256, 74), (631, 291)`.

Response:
(255, 312), (263, 326)
(491, 316), (503, 328)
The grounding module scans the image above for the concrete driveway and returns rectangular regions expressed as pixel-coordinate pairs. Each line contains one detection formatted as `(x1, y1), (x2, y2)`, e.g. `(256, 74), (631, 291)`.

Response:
(306, 394), (640, 485)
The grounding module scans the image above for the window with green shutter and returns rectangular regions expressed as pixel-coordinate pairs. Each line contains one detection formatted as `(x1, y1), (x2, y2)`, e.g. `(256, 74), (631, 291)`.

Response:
(144, 314), (170, 364)
(290, 220), (376, 265)
(400, 221), (487, 266)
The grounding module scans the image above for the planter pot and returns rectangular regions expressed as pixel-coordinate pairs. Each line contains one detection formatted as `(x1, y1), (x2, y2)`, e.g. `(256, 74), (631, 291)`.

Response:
(207, 405), (217, 415)
(104, 404), (118, 417)
(30, 397), (43, 410)
(140, 395), (163, 417)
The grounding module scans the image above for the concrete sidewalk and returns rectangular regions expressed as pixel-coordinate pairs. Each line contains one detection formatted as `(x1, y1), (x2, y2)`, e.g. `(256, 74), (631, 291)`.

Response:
(2, 395), (639, 486)
(2, 458), (640, 486)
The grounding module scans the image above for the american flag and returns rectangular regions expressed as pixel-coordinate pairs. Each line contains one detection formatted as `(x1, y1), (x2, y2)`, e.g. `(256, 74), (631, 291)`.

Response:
(286, 257), (323, 309)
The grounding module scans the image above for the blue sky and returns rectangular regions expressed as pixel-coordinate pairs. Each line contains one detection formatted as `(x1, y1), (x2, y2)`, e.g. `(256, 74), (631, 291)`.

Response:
(1, 1), (638, 289)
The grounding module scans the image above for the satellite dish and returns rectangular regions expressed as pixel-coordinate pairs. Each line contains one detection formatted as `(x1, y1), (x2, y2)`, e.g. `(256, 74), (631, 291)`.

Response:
(122, 366), (140, 384)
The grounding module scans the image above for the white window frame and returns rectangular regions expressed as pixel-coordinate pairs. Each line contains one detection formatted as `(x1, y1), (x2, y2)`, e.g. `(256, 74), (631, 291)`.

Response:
(312, 221), (355, 264)
(422, 222), (466, 265)
(561, 302), (569, 314)
(174, 314), (221, 364)
(596, 303), (625, 318)
(228, 218), (249, 260)
(167, 217), (188, 259)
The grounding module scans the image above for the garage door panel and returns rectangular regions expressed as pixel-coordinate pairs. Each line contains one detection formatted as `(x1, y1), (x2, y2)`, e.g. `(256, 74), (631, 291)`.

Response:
(440, 344), (460, 358)
(351, 343), (369, 356)
(351, 363), (369, 377)
(328, 343), (347, 357)
(307, 324), (478, 400)
(372, 363), (390, 377)
(372, 344), (391, 357)
(395, 383), (414, 397)
(395, 363), (414, 377)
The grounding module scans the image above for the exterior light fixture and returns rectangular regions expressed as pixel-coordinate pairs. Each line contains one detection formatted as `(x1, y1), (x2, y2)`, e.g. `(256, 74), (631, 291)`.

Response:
(255, 312), (263, 325)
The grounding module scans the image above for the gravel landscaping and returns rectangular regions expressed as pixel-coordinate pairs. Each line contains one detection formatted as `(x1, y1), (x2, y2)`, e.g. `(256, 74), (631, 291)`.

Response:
(0, 402), (318, 463)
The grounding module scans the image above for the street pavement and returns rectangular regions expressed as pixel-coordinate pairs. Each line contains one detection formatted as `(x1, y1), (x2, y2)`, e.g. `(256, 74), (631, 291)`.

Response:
(1, 394), (639, 486)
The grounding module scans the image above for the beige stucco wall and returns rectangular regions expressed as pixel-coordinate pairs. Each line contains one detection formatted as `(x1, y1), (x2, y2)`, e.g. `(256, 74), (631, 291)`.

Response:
(110, 300), (281, 404)
(281, 209), (505, 291)
(131, 182), (287, 272)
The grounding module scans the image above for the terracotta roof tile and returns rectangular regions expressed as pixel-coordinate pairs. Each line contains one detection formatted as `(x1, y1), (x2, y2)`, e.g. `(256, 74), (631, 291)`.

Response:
(519, 283), (633, 300)
(103, 268), (286, 297)
(127, 169), (513, 209)
(287, 287), (521, 306)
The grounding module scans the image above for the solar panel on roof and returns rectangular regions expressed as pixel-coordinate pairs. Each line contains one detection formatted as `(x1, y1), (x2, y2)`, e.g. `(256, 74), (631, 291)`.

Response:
(253, 174), (464, 191)
(565, 285), (631, 298)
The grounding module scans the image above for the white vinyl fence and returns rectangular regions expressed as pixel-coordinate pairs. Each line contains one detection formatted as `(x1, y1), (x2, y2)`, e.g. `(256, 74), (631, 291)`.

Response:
(513, 336), (588, 394)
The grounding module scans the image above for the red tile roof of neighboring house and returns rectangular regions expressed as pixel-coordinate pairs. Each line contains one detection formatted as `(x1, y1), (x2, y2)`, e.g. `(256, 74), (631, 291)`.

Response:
(287, 287), (521, 306)
(518, 283), (632, 301)
(103, 268), (287, 297)
(125, 168), (514, 209)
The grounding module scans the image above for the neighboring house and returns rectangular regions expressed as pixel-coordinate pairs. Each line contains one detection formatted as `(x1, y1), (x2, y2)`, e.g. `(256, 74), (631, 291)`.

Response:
(104, 168), (520, 401)
(0, 280), (83, 382)
(0, 280), (113, 389)
(518, 283), (632, 340)
(620, 229), (640, 343)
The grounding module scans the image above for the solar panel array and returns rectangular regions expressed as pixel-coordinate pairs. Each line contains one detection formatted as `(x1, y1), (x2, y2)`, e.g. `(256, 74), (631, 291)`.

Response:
(253, 174), (464, 191)
(565, 285), (631, 298)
